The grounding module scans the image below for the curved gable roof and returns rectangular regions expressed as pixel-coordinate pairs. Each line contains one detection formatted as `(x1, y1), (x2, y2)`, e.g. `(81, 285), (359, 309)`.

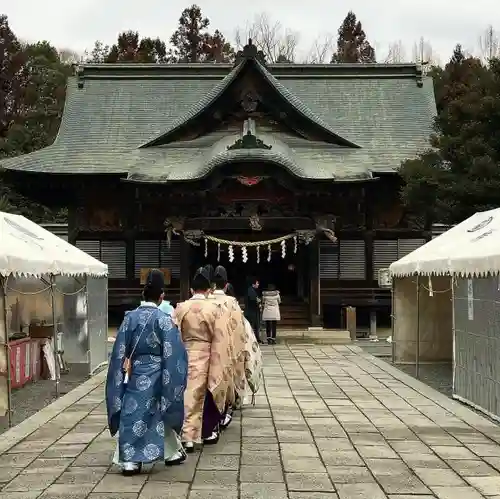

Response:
(140, 55), (359, 149)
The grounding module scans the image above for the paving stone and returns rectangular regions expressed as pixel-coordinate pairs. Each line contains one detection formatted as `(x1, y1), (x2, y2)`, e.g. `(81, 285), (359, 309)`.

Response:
(0, 466), (22, 483)
(41, 444), (88, 459)
(464, 475), (500, 495)
(88, 494), (138, 499)
(356, 445), (398, 459)
(336, 483), (387, 499)
(149, 458), (198, 482)
(289, 494), (339, 499)
(73, 451), (114, 466)
(280, 443), (320, 458)
(277, 429), (314, 443)
(400, 453), (449, 469)
(192, 470), (238, 487)
(241, 451), (280, 466)
(38, 484), (94, 498)
(390, 441), (433, 455)
(56, 466), (107, 485)
(283, 457), (326, 473)
(349, 433), (387, 446)
(385, 496), (433, 499)
(189, 485), (238, 499)
(93, 473), (147, 493)
(0, 493), (45, 499)
(139, 482), (189, 498)
(285, 472), (335, 492)
(8, 440), (55, 454)
(316, 438), (354, 451)
(377, 474), (431, 495)
(240, 482), (288, 499)
(241, 442), (279, 452)
(430, 486), (485, 499)
(327, 466), (376, 484)
(467, 444), (500, 457)
(413, 468), (466, 487)
(240, 465), (284, 482)
(2, 471), (63, 492)
(202, 441), (240, 455)
(431, 446), (477, 460)
(485, 456), (500, 471)
(447, 459), (500, 477)
(197, 454), (239, 470)
(319, 450), (364, 466)
(0, 453), (39, 467)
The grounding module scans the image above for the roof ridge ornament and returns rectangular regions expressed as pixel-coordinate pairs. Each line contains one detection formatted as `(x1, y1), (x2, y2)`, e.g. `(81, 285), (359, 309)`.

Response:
(234, 38), (267, 67)
(227, 122), (272, 151)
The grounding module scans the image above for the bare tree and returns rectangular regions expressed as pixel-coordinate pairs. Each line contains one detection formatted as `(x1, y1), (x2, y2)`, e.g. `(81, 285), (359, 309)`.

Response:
(304, 34), (334, 63)
(384, 40), (407, 63)
(412, 37), (440, 70)
(478, 25), (499, 62)
(234, 13), (299, 63)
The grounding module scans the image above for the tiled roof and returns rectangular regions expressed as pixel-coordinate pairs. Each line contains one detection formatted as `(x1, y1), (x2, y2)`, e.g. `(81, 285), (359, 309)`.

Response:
(0, 62), (436, 181)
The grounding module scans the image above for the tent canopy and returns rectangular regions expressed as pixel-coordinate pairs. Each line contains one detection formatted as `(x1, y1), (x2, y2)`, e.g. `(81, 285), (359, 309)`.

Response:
(390, 208), (500, 278)
(0, 211), (107, 278)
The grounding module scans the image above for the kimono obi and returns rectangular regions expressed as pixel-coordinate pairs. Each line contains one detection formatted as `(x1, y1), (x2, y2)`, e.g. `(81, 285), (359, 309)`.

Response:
(133, 353), (162, 364)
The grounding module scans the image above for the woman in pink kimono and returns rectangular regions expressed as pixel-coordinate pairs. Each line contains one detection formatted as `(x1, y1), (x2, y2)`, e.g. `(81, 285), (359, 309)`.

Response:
(175, 267), (234, 452)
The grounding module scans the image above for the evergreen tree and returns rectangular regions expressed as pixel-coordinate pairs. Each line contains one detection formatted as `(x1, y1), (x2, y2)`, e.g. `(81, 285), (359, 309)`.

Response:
(331, 11), (376, 63)
(0, 15), (68, 221)
(400, 46), (498, 223)
(168, 5), (234, 63)
(105, 31), (167, 63)
(202, 30), (234, 63)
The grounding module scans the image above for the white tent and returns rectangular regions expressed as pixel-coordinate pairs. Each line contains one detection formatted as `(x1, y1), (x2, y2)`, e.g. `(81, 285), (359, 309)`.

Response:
(390, 208), (500, 278)
(389, 208), (500, 422)
(0, 212), (108, 426)
(0, 212), (107, 277)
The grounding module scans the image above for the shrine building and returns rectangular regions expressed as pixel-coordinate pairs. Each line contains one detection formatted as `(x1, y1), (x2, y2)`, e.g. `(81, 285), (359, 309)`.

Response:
(1, 40), (437, 329)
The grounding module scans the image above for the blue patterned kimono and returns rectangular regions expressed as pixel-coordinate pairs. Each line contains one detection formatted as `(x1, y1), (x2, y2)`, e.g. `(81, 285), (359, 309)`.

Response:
(106, 304), (188, 464)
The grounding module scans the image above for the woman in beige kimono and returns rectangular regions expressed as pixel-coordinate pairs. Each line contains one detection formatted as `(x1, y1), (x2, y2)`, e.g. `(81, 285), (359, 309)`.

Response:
(175, 266), (234, 452)
(209, 265), (247, 428)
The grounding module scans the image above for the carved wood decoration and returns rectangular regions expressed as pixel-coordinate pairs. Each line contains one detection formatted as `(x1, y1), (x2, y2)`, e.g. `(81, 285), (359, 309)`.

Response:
(76, 205), (123, 231)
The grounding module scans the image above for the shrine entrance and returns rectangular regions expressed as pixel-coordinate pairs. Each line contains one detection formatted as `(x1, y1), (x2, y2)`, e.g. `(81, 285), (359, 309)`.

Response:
(189, 231), (309, 300)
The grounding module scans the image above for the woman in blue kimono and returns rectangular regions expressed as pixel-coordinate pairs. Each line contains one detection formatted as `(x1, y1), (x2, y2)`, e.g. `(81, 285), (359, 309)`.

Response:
(106, 270), (188, 476)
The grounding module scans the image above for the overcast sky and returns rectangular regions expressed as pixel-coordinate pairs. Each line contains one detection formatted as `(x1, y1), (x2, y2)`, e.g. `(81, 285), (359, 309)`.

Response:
(4, 0), (500, 63)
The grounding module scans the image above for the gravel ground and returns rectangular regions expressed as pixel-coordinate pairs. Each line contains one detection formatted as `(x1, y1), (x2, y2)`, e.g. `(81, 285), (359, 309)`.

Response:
(390, 362), (453, 397)
(0, 363), (91, 433)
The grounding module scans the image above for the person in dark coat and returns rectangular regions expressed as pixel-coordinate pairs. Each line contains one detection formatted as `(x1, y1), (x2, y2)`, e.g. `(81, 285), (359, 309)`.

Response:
(244, 277), (262, 343)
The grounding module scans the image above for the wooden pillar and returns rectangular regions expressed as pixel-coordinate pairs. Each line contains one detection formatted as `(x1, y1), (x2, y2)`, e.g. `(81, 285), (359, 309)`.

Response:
(67, 205), (79, 246)
(180, 236), (190, 300)
(364, 184), (374, 284)
(124, 186), (138, 281)
(309, 237), (322, 326)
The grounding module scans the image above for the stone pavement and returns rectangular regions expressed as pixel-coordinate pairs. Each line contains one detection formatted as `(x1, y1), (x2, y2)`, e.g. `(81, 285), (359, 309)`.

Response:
(1, 345), (500, 499)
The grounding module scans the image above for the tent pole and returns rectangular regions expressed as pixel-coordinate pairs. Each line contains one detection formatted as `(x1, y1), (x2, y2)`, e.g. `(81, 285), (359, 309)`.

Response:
(391, 277), (395, 364)
(415, 275), (420, 379)
(451, 275), (456, 395)
(1, 277), (13, 428)
(50, 275), (60, 398)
